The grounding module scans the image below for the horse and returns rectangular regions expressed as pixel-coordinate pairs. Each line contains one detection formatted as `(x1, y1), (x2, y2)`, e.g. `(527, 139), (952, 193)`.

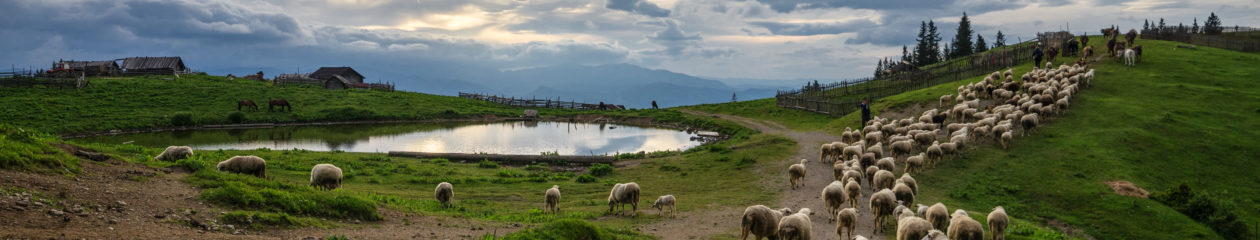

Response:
(237, 100), (259, 112)
(269, 99), (292, 112)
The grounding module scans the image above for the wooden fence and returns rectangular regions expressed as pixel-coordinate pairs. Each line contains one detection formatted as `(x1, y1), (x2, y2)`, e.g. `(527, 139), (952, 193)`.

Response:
(776, 42), (1038, 116)
(459, 92), (623, 110)
(0, 74), (88, 89)
(1142, 32), (1260, 52)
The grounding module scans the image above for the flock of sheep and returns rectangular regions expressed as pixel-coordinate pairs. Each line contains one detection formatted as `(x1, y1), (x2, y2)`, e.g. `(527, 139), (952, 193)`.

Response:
(152, 146), (680, 218)
(746, 63), (1095, 240)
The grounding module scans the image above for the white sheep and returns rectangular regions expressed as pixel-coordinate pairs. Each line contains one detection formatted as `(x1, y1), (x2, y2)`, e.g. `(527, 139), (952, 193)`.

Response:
(845, 179), (862, 209)
(890, 140), (914, 160)
(788, 159), (807, 190)
(218, 155), (266, 178)
(652, 195), (677, 218)
(948, 210), (984, 240)
(741, 205), (790, 240)
(870, 189), (897, 234)
(927, 203), (949, 231)
(608, 182), (641, 216)
(988, 206), (1010, 240)
(905, 153), (925, 174)
(436, 182), (454, 208)
(309, 163), (342, 191)
(916, 204), (929, 218)
(822, 180), (847, 222)
(896, 216), (932, 240)
(154, 146), (194, 161)
(874, 170), (895, 191)
(1020, 113), (1040, 135)
(836, 208), (858, 240)
(926, 141), (943, 166)
(777, 208), (813, 240)
(1123, 48), (1136, 66)
(900, 173), (918, 195)
(893, 182), (915, 209)
(1000, 131), (1013, 149)
(877, 157), (895, 172)
(924, 230), (948, 240)
(544, 185), (561, 215)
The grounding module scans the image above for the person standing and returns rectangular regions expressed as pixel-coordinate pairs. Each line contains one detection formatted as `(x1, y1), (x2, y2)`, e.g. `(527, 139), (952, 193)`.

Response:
(1032, 45), (1044, 69)
(651, 100), (659, 109)
(859, 98), (872, 128)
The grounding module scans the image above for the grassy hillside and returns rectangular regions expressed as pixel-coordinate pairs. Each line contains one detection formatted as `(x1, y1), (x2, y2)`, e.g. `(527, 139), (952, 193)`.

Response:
(688, 37), (1260, 239)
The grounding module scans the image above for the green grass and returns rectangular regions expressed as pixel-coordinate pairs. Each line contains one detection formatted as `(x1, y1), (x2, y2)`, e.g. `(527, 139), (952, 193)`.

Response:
(0, 124), (80, 174)
(497, 219), (652, 240)
(692, 37), (1260, 239)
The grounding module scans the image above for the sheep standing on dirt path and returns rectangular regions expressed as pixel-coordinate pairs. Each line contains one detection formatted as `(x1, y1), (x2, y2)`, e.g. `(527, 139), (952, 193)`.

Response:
(309, 163), (341, 190)
(218, 155), (266, 178)
(652, 195), (677, 218)
(741, 205), (790, 240)
(788, 159), (807, 190)
(822, 181), (848, 222)
(836, 207), (858, 240)
(870, 189), (897, 234)
(777, 208), (813, 240)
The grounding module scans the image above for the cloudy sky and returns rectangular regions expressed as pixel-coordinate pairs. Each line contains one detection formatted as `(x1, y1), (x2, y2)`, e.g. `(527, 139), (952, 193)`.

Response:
(1, 0), (1256, 89)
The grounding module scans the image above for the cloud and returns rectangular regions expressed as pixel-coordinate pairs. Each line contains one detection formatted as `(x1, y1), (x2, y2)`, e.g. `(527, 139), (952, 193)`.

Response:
(606, 0), (672, 17)
(748, 19), (877, 36)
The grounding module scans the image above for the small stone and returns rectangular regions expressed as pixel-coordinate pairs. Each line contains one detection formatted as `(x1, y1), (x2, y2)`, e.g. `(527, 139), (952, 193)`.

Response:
(48, 209), (66, 216)
(32, 201), (45, 207)
(108, 219), (118, 224)
(115, 201), (127, 207)
(109, 227), (114, 231)
(155, 214), (166, 219)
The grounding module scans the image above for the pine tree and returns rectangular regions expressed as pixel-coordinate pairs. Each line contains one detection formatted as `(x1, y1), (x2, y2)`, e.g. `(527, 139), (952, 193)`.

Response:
(901, 45), (911, 64)
(731, 92), (737, 102)
(975, 34), (988, 53)
(1205, 12), (1222, 35)
(1159, 18), (1167, 31)
(1191, 18), (1199, 34)
(942, 42), (952, 61)
(1144, 19), (1150, 32)
(1178, 23), (1186, 34)
(994, 31), (1006, 48)
(951, 12), (974, 58)
(926, 20), (942, 65)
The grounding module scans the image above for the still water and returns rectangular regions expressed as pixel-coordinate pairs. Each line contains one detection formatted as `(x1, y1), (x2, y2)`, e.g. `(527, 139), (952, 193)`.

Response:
(75, 121), (703, 155)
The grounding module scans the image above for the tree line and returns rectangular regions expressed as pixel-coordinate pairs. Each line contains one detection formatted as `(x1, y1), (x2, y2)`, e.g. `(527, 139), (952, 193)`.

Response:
(1142, 12), (1227, 35)
(874, 12), (1006, 78)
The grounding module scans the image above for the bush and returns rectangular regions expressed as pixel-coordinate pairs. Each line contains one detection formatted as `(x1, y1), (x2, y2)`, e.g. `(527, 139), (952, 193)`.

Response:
(588, 163), (614, 177)
(478, 160), (499, 168)
(575, 174), (598, 183)
(1151, 183), (1255, 239)
(228, 112), (246, 123)
(171, 112), (195, 126)
(524, 163), (549, 171)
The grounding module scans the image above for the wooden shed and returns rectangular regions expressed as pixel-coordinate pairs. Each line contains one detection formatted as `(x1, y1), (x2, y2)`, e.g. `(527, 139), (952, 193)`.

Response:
(120, 57), (187, 75)
(309, 67), (364, 84)
(62, 60), (120, 76)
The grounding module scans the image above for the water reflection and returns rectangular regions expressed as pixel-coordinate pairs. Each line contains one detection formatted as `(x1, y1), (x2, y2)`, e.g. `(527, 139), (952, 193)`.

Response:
(76, 121), (703, 155)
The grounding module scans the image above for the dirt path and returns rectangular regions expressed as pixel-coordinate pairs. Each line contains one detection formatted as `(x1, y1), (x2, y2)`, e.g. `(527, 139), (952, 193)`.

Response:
(673, 109), (886, 240)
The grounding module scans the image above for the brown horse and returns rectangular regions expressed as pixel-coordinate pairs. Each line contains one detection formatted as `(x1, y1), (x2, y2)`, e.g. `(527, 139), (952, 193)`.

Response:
(237, 100), (258, 112)
(269, 99), (292, 112)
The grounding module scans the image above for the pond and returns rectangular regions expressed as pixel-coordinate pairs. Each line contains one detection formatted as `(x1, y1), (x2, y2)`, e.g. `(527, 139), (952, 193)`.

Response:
(74, 121), (705, 155)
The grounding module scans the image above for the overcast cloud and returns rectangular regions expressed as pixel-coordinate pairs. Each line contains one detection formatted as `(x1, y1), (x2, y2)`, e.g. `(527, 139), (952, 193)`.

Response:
(1, 0), (1256, 88)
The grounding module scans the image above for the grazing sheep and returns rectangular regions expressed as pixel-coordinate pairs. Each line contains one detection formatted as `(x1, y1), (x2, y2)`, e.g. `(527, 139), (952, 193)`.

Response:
(948, 210), (985, 240)
(924, 230), (948, 240)
(218, 155), (266, 178)
(309, 163), (342, 191)
(741, 205), (789, 240)
(436, 182), (454, 208)
(870, 189), (897, 234)
(154, 146), (194, 161)
(845, 179), (862, 209)
(893, 182), (915, 209)
(866, 142), (884, 159)
(877, 157), (895, 172)
(874, 170), (896, 191)
(927, 203), (949, 231)
(822, 181), (848, 222)
(896, 216), (932, 240)
(652, 195), (677, 218)
(777, 208), (813, 240)
(608, 182), (641, 216)
(988, 206), (1010, 240)
(836, 208), (858, 240)
(906, 153), (925, 174)
(788, 159), (807, 189)
(900, 173), (918, 195)
(544, 185), (561, 215)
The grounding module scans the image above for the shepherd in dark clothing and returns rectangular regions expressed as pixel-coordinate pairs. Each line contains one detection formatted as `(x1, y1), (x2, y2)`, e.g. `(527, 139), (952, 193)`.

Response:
(1032, 46), (1044, 69)
(859, 98), (872, 128)
(651, 101), (659, 109)
(599, 101), (606, 110)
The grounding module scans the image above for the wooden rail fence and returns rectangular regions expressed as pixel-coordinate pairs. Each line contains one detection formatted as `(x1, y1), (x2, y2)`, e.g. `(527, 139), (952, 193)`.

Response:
(459, 92), (624, 110)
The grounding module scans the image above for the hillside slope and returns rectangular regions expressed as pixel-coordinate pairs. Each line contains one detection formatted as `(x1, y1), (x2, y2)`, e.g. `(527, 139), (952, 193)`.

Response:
(682, 38), (1260, 239)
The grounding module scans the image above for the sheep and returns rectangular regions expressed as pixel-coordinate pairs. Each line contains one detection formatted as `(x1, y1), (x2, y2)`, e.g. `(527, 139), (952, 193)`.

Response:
(914, 131), (936, 148)
(1020, 113), (1040, 135)
(893, 182), (915, 209)
(905, 153), (925, 174)
(917, 204), (929, 218)
(874, 170), (896, 191)
(988, 206), (1010, 240)
(924, 230), (948, 240)
(900, 173), (918, 195)
(843, 169), (863, 186)
(865, 166), (880, 187)
(1123, 49), (1136, 67)
(896, 216), (932, 240)
(652, 195), (677, 218)
(866, 142), (884, 159)
(788, 159), (807, 189)
(544, 185), (561, 215)
(926, 141), (943, 166)
(309, 163), (342, 191)
(822, 181), (848, 222)
(948, 210), (985, 240)
(843, 145), (864, 160)
(608, 182), (641, 216)
(845, 179), (862, 209)
(777, 208), (813, 240)
(820, 143), (837, 163)
(217, 155), (266, 178)
(436, 182), (454, 208)
(939, 94), (952, 108)
(741, 205), (790, 240)
(1000, 131), (1013, 149)
(939, 142), (958, 158)
(877, 157), (895, 172)
(836, 208), (858, 240)
(870, 189), (897, 234)
(860, 153), (877, 171)
(833, 162), (848, 181)
(154, 146), (194, 161)
(927, 203), (949, 231)
(854, 236), (870, 240)
(890, 140), (914, 160)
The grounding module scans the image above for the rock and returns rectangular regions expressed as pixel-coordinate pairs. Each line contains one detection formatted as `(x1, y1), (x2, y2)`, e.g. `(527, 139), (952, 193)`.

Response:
(108, 219), (118, 224)
(48, 209), (66, 217)
(115, 201), (127, 207)
(155, 214), (166, 219)
(15, 201), (29, 207)
(10, 206), (26, 211)
(32, 201), (45, 207)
